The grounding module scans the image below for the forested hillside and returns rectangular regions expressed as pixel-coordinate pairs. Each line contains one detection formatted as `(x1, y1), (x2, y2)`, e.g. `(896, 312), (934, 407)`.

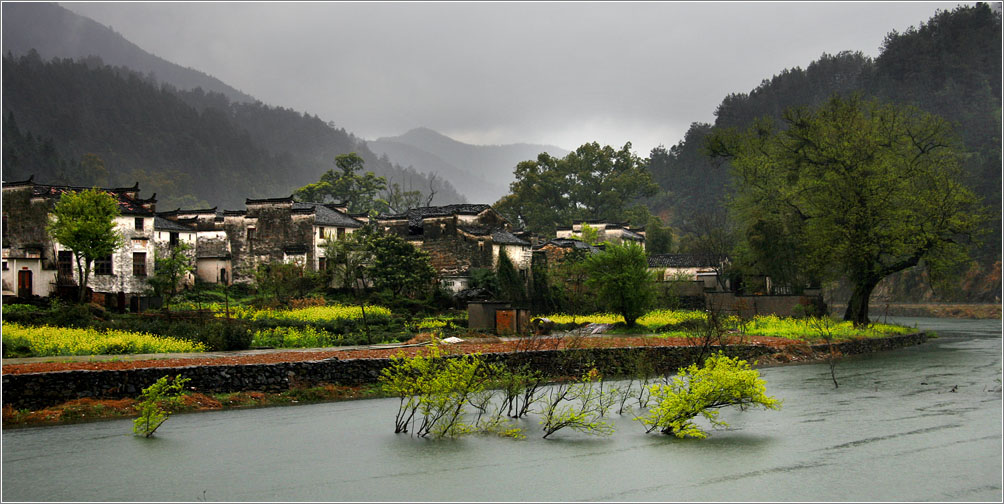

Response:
(647, 3), (1000, 302)
(2, 2), (255, 104)
(1, 53), (465, 210)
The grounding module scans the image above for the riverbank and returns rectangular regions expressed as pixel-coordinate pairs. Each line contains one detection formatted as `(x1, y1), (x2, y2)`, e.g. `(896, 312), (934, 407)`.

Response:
(1, 332), (927, 428)
(828, 302), (1001, 319)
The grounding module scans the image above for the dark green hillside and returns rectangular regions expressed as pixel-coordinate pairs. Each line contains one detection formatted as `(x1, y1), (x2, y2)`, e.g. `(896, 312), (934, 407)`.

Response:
(646, 3), (1000, 302)
(2, 2), (255, 104)
(1, 53), (464, 209)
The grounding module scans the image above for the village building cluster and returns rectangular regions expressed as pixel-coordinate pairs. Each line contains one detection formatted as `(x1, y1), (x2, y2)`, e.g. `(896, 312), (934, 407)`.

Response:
(2, 177), (723, 310)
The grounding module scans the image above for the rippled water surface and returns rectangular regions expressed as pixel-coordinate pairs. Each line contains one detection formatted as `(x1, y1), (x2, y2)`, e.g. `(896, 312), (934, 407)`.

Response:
(3, 317), (1000, 501)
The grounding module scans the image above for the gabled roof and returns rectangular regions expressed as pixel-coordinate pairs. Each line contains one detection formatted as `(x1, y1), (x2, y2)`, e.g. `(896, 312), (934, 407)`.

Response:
(378, 204), (493, 228)
(4, 179), (156, 216)
(618, 229), (645, 241)
(648, 253), (726, 268)
(534, 238), (601, 254)
(491, 229), (531, 246)
(154, 216), (196, 232)
(292, 202), (364, 228)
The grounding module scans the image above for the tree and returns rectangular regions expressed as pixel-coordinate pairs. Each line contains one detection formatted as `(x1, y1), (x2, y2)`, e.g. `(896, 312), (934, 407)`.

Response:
(583, 242), (655, 327)
(495, 248), (526, 305)
(707, 95), (987, 325)
(645, 215), (674, 254)
(133, 374), (190, 438)
(47, 188), (123, 303)
(147, 242), (195, 311)
(638, 352), (781, 439)
(494, 142), (658, 235)
(293, 153), (388, 215)
(366, 232), (437, 299)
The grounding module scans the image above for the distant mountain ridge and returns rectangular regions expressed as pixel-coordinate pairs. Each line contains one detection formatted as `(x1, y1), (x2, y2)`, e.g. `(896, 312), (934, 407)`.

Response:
(2, 2), (255, 104)
(368, 127), (569, 204)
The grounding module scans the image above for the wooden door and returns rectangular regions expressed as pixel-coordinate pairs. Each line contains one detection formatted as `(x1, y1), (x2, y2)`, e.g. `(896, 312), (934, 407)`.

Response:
(17, 269), (32, 298)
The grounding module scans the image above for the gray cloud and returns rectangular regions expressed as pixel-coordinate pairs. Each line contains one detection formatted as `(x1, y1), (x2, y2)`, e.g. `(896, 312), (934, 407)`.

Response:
(62, 1), (962, 155)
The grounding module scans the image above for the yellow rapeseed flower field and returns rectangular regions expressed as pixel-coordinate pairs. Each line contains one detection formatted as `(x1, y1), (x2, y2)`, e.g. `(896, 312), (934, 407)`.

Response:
(2, 323), (204, 357)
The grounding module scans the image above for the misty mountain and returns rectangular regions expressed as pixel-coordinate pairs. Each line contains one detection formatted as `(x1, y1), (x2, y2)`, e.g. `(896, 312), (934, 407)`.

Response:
(368, 127), (569, 204)
(1, 53), (466, 210)
(1, 3), (465, 210)
(2, 2), (255, 105)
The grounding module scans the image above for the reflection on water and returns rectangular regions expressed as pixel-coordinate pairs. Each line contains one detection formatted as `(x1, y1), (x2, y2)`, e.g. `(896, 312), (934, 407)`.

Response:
(3, 317), (1000, 502)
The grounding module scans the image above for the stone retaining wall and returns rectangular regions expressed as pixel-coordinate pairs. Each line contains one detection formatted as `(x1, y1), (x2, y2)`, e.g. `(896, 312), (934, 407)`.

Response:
(1, 333), (927, 411)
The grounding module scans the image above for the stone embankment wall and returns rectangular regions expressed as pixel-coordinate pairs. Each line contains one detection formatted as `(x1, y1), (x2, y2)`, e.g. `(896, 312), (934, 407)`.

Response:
(2, 333), (927, 411)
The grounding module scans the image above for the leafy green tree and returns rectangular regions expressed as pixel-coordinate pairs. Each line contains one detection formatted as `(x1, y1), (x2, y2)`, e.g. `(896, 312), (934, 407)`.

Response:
(495, 248), (526, 305)
(571, 223), (600, 245)
(147, 242), (195, 311)
(549, 247), (596, 318)
(367, 232), (437, 299)
(645, 215), (674, 254)
(495, 142), (658, 235)
(46, 188), (123, 303)
(538, 368), (615, 439)
(707, 95), (988, 325)
(583, 242), (655, 327)
(638, 352), (780, 439)
(133, 374), (190, 438)
(293, 153), (389, 214)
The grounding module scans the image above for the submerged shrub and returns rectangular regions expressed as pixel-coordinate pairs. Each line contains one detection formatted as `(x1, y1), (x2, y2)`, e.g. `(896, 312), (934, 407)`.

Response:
(638, 352), (780, 438)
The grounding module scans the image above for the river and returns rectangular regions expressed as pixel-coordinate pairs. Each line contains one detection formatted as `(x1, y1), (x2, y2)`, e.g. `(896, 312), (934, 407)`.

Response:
(2, 316), (1000, 501)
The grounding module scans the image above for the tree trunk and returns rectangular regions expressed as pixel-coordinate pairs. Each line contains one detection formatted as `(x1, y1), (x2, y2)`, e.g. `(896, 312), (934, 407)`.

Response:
(843, 277), (880, 327)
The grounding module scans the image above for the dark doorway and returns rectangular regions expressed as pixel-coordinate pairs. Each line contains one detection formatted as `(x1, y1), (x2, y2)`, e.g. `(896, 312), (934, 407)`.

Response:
(17, 269), (32, 298)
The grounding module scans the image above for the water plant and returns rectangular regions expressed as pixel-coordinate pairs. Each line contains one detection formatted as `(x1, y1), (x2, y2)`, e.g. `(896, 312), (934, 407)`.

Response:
(133, 374), (190, 438)
(638, 352), (781, 438)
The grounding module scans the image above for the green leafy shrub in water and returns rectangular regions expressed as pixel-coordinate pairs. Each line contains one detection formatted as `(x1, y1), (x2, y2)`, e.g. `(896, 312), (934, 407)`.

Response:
(638, 352), (781, 438)
(133, 375), (190, 438)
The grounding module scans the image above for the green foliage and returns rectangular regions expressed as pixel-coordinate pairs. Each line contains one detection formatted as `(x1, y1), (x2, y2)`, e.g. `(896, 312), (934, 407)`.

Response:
(548, 248), (598, 317)
(367, 233), (437, 299)
(495, 249), (526, 305)
(253, 261), (322, 307)
(379, 342), (522, 438)
(46, 187), (123, 302)
(708, 95), (989, 325)
(572, 223), (600, 245)
(469, 268), (499, 296)
(147, 242), (195, 311)
(645, 215), (674, 254)
(639, 352), (781, 438)
(583, 242), (655, 327)
(495, 142), (658, 235)
(133, 374), (190, 438)
(538, 368), (616, 439)
(293, 153), (388, 215)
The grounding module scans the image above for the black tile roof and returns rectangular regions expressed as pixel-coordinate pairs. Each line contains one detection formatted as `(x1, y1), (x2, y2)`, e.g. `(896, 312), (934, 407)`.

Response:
(154, 216), (196, 232)
(18, 181), (156, 216)
(491, 229), (531, 246)
(534, 238), (601, 253)
(293, 202), (364, 228)
(647, 253), (726, 268)
(378, 204), (493, 228)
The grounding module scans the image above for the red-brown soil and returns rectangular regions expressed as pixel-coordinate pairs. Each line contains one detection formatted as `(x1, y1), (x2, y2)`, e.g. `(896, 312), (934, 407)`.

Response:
(1, 335), (802, 375)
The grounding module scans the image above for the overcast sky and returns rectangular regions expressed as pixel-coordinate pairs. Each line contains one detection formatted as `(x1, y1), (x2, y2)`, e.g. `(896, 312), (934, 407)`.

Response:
(62, 1), (963, 155)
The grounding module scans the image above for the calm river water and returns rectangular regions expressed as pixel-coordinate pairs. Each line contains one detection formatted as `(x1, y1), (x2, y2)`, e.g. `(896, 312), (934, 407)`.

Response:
(2, 316), (1001, 502)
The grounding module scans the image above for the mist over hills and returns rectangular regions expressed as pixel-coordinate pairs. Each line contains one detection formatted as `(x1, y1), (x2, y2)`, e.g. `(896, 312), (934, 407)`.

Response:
(2, 2), (255, 105)
(1, 2), (466, 210)
(369, 127), (569, 204)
